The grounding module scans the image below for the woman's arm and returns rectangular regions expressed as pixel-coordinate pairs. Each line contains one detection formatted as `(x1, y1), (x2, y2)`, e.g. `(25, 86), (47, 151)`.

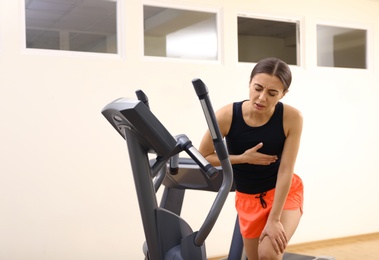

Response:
(198, 103), (278, 166)
(259, 104), (303, 253)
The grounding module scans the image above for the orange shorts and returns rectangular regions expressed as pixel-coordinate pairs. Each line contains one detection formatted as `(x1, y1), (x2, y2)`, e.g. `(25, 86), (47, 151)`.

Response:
(235, 174), (303, 239)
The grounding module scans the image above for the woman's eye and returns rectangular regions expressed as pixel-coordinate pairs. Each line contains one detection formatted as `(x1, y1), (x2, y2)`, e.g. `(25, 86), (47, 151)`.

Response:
(269, 92), (277, 97)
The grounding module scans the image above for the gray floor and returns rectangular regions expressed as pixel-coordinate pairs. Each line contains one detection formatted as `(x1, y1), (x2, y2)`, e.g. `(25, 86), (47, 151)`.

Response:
(283, 253), (335, 260)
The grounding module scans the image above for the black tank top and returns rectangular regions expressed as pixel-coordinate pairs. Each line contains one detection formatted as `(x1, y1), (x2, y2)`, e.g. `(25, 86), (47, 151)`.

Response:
(226, 101), (286, 194)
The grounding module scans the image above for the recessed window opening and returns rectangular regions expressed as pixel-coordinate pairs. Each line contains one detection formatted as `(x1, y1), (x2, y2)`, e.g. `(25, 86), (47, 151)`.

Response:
(238, 16), (299, 65)
(317, 25), (367, 69)
(144, 6), (218, 60)
(25, 0), (117, 54)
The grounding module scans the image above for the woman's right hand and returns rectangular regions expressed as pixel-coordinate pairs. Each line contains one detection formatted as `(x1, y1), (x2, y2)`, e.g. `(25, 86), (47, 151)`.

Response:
(241, 142), (278, 165)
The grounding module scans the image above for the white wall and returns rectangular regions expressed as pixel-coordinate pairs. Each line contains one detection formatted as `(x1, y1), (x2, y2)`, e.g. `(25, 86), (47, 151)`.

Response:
(1, 0), (379, 259)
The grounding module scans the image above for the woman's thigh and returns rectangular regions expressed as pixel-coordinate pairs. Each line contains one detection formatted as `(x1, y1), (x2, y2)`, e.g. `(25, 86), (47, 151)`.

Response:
(281, 208), (302, 240)
(256, 209), (302, 260)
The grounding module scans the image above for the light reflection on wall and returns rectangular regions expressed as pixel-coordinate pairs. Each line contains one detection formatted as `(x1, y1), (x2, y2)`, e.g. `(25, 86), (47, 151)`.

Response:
(166, 18), (218, 60)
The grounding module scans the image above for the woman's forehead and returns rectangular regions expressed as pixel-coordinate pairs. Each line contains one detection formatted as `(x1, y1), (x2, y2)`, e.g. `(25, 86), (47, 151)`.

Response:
(251, 73), (284, 89)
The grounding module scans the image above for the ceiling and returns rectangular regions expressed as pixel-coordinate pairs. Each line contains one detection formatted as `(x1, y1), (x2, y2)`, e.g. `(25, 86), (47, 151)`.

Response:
(25, 0), (117, 50)
(143, 6), (215, 37)
(238, 17), (297, 39)
(25, 0), (117, 33)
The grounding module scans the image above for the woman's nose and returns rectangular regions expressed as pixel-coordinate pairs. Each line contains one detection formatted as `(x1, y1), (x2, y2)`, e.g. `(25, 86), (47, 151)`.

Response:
(258, 90), (268, 100)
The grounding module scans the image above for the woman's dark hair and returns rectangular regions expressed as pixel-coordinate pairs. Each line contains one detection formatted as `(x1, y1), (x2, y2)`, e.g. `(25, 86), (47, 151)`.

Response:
(249, 57), (292, 91)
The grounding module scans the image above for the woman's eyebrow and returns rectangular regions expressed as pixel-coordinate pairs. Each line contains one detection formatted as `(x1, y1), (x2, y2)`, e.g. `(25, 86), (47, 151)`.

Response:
(254, 83), (280, 93)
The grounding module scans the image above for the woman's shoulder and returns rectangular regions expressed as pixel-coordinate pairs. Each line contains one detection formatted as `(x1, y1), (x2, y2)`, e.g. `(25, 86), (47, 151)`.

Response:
(282, 103), (303, 134)
(217, 100), (245, 116)
(282, 103), (302, 118)
(216, 103), (235, 136)
(283, 103), (303, 122)
(216, 103), (234, 119)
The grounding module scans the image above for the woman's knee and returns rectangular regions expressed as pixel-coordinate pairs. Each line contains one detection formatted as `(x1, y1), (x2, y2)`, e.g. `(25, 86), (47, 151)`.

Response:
(258, 251), (282, 260)
(243, 237), (259, 260)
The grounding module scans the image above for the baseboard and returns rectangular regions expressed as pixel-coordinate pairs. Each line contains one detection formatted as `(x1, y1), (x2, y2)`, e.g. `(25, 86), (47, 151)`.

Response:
(287, 232), (379, 251)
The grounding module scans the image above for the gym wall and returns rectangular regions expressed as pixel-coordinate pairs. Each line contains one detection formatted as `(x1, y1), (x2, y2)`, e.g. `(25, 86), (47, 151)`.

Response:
(1, 0), (378, 259)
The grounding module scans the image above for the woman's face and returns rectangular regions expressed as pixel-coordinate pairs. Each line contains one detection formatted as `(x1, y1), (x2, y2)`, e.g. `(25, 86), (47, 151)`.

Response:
(249, 73), (287, 113)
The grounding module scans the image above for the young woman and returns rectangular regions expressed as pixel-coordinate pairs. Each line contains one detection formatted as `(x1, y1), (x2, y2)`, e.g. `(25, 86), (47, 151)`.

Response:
(199, 57), (304, 260)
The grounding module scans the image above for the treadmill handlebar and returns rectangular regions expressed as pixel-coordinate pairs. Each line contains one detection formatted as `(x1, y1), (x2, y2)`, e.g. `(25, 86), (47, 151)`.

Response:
(175, 134), (219, 179)
(135, 89), (150, 109)
(192, 78), (233, 246)
(192, 78), (208, 98)
(192, 79), (224, 153)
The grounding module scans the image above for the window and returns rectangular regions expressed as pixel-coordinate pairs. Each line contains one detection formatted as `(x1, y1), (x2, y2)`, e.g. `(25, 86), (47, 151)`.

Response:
(144, 5), (218, 60)
(237, 16), (300, 65)
(317, 25), (367, 69)
(25, 0), (117, 54)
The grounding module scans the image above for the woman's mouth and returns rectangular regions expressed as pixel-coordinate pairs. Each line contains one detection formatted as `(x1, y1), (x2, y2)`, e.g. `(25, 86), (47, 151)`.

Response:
(254, 103), (265, 109)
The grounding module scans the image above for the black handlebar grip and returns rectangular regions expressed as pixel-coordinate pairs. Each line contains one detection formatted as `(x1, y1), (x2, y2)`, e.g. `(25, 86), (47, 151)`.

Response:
(135, 89), (150, 108)
(192, 78), (208, 98)
(204, 165), (219, 180)
(191, 78), (223, 143)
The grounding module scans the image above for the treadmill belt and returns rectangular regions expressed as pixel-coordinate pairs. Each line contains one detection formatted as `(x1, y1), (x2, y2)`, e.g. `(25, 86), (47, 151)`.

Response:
(283, 252), (316, 260)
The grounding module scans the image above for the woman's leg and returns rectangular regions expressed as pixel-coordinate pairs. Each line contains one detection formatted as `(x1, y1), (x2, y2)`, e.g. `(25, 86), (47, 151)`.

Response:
(243, 237), (259, 260)
(257, 209), (302, 260)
